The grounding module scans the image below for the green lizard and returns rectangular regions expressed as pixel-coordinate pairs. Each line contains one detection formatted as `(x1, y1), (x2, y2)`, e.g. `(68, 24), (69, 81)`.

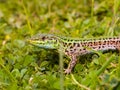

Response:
(27, 34), (120, 74)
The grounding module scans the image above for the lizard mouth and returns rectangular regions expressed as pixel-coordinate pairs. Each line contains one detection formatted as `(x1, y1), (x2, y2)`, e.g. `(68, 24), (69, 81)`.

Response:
(25, 39), (31, 44)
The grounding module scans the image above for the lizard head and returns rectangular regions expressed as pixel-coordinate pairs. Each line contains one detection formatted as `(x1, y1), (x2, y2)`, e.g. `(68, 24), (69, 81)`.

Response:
(27, 34), (60, 49)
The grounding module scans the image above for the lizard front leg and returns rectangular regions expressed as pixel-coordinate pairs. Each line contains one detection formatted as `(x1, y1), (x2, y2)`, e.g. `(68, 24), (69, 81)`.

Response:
(64, 55), (77, 74)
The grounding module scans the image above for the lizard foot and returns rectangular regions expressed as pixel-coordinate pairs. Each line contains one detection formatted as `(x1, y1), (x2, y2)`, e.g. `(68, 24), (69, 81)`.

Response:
(64, 69), (71, 74)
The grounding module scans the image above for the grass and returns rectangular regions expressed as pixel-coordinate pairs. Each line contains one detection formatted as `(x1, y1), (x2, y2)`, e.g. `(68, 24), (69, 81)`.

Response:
(0, 0), (120, 90)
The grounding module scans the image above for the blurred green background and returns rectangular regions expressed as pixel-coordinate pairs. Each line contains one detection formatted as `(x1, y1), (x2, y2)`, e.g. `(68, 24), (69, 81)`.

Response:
(0, 0), (120, 90)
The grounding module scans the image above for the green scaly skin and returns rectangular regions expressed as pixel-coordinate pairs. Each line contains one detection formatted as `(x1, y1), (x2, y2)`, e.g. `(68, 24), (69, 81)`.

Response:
(27, 34), (120, 74)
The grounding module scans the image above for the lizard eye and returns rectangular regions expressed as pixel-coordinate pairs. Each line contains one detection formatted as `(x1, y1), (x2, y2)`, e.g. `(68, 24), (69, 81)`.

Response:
(42, 36), (45, 40)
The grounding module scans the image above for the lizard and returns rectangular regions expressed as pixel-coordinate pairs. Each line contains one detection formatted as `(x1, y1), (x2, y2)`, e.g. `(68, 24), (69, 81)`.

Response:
(27, 34), (120, 74)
